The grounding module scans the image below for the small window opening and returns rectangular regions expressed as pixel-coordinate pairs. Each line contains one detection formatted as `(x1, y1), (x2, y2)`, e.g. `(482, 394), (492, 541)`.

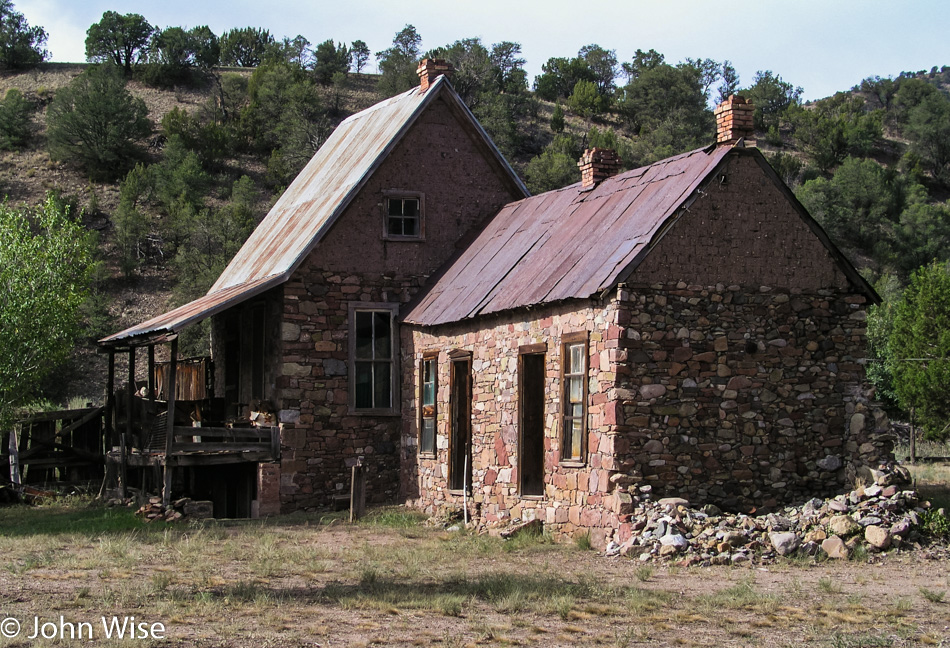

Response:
(387, 197), (421, 238)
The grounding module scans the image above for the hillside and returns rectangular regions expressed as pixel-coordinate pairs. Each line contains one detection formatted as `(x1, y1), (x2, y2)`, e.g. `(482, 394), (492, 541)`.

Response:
(1, 60), (949, 419)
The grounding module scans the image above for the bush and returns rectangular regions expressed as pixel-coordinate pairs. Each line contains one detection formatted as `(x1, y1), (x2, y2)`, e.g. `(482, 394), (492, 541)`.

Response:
(47, 65), (150, 180)
(0, 88), (33, 150)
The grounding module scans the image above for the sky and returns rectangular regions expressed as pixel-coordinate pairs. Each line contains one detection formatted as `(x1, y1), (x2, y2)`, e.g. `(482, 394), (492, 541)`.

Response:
(16, 0), (950, 101)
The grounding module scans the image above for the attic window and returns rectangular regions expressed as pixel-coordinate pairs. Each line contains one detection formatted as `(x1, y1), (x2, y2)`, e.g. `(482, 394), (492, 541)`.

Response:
(384, 193), (424, 240)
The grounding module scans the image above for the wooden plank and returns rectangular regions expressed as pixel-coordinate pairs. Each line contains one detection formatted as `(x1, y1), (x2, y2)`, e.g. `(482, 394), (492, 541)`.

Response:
(53, 407), (104, 439)
(8, 422), (21, 486)
(162, 338), (178, 507)
(168, 452), (272, 467)
(350, 463), (366, 522)
(106, 350), (115, 450)
(171, 442), (271, 454)
(171, 426), (271, 440)
(270, 426), (280, 461)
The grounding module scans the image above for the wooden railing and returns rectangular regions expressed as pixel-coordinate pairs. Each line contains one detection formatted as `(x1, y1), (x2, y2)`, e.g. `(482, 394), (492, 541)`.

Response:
(169, 426), (279, 460)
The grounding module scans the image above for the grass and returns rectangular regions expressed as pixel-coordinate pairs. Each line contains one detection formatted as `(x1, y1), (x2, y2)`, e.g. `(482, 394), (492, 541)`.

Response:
(918, 587), (946, 603)
(0, 501), (145, 537)
(0, 499), (946, 646)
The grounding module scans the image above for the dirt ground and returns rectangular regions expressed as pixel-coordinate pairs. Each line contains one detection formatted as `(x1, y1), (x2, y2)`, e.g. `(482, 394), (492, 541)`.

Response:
(0, 508), (948, 648)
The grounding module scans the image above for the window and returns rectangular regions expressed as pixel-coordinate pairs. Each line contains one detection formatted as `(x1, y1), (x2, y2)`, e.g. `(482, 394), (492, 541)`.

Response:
(561, 333), (588, 463)
(384, 194), (424, 239)
(349, 303), (398, 413)
(419, 356), (437, 455)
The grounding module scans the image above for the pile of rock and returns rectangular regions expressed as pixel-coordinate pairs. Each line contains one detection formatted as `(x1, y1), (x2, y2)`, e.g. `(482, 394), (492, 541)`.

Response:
(135, 497), (213, 523)
(605, 468), (943, 564)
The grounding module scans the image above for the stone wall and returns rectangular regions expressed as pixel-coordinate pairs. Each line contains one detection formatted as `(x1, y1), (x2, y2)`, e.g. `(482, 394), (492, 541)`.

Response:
(401, 284), (890, 544)
(272, 95), (524, 512)
(610, 282), (890, 511)
(402, 300), (627, 547)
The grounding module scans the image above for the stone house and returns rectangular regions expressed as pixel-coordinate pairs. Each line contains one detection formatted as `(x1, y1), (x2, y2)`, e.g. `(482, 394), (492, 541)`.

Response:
(100, 61), (527, 515)
(399, 96), (889, 546)
(102, 67), (888, 536)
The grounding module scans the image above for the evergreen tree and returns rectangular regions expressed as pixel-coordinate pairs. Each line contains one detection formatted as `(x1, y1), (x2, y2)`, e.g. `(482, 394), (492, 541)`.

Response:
(376, 25), (422, 97)
(219, 26), (273, 67)
(313, 39), (350, 85)
(0, 0), (47, 69)
(85, 11), (153, 75)
(351, 39), (369, 73)
(47, 65), (150, 180)
(550, 102), (564, 134)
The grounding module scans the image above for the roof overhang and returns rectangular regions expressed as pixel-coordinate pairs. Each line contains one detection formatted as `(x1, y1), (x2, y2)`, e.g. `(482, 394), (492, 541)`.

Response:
(98, 273), (285, 349)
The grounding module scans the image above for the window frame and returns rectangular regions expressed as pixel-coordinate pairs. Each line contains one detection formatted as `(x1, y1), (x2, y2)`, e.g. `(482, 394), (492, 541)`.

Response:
(347, 302), (400, 415)
(382, 191), (425, 241)
(418, 352), (438, 456)
(560, 331), (588, 466)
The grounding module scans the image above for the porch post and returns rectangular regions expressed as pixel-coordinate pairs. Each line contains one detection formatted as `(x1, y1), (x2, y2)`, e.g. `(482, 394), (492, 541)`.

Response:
(120, 346), (134, 498)
(162, 338), (178, 507)
(105, 349), (115, 451)
(147, 345), (155, 402)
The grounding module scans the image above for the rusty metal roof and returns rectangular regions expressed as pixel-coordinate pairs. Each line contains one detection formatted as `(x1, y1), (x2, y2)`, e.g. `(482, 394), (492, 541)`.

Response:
(99, 274), (283, 347)
(101, 76), (526, 347)
(404, 145), (734, 326)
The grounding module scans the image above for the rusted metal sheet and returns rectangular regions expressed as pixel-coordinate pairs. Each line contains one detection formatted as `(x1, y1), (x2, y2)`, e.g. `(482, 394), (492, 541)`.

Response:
(405, 145), (733, 326)
(99, 274), (283, 345)
(154, 357), (211, 401)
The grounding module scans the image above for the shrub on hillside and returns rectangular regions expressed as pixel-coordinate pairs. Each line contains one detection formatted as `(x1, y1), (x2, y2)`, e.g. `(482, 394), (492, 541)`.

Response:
(47, 65), (150, 180)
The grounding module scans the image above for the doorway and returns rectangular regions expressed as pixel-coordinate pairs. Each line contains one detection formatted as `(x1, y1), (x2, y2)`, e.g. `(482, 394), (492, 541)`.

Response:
(519, 353), (545, 496)
(448, 356), (472, 491)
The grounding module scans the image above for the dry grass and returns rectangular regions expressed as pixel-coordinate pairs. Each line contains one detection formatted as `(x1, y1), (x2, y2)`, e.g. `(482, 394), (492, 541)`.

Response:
(0, 501), (948, 647)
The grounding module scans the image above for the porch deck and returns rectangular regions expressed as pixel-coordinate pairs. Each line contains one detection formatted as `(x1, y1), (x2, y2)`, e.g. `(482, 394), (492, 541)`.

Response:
(108, 425), (280, 467)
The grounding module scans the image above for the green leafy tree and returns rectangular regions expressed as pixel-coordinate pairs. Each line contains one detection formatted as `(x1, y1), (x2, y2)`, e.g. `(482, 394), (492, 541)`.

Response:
(219, 26), (273, 67)
(276, 35), (312, 68)
(243, 60), (329, 183)
(569, 79), (605, 129)
(683, 57), (722, 100)
(795, 156), (930, 275)
(350, 39), (369, 73)
(717, 60), (739, 103)
(0, 196), (93, 428)
(0, 0), (47, 69)
(621, 48), (664, 81)
(889, 261), (950, 439)
(525, 147), (578, 194)
(618, 62), (712, 164)
(904, 90), (950, 186)
(578, 44), (617, 95)
(84, 11), (153, 75)
(550, 102), (564, 133)
(427, 37), (493, 107)
(0, 87), (33, 150)
(313, 39), (350, 85)
(112, 163), (153, 276)
(47, 65), (150, 180)
(534, 55), (595, 101)
(376, 24), (422, 97)
(744, 70), (802, 130)
(171, 175), (258, 355)
(791, 93), (883, 171)
(489, 41), (525, 86)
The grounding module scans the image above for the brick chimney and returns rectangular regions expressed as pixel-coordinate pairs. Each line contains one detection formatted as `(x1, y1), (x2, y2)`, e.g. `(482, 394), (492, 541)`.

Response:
(417, 58), (454, 92)
(578, 148), (622, 188)
(714, 95), (755, 145)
